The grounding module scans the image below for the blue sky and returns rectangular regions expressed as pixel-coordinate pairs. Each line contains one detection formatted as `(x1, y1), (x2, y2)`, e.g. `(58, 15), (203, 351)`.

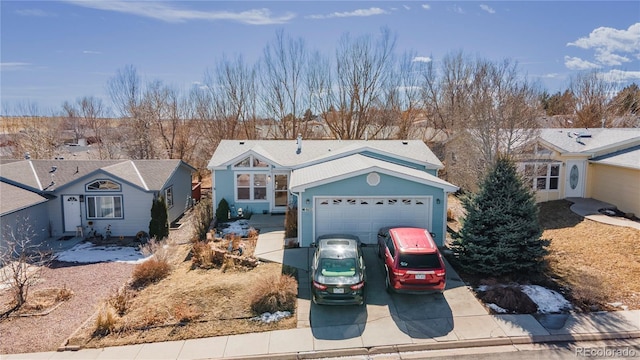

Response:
(1, 1), (639, 114)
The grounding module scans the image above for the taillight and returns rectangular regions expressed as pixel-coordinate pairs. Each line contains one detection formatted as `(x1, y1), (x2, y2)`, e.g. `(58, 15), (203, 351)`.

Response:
(350, 282), (364, 290)
(435, 270), (446, 277)
(313, 281), (327, 290)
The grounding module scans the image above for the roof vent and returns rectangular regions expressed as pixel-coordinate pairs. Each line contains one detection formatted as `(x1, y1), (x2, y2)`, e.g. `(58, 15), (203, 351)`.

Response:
(49, 166), (57, 173)
(296, 134), (302, 154)
(239, 141), (245, 145)
(402, 141), (408, 145)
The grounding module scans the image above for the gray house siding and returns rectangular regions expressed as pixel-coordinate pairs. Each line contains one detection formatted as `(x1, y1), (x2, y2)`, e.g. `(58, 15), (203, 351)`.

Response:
(164, 165), (194, 224)
(0, 203), (50, 253)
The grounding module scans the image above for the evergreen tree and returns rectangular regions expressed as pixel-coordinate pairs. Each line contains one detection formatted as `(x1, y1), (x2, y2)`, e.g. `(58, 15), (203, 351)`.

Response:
(216, 198), (230, 223)
(149, 196), (169, 240)
(450, 156), (549, 276)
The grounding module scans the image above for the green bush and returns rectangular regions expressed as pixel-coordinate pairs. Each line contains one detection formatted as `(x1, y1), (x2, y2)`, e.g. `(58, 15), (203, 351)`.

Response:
(216, 198), (230, 223)
(149, 196), (169, 240)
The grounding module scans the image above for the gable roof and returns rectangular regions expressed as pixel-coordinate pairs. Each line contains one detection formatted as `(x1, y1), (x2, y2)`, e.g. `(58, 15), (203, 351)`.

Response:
(208, 139), (443, 170)
(0, 181), (48, 216)
(0, 159), (194, 193)
(538, 128), (640, 156)
(590, 145), (640, 170)
(290, 154), (458, 192)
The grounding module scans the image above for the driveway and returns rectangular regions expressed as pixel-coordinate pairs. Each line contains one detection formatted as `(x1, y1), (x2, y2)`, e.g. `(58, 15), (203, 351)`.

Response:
(290, 245), (490, 346)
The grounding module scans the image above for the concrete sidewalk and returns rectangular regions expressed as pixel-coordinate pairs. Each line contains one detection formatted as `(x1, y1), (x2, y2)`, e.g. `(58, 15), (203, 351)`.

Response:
(567, 197), (640, 230)
(5, 213), (639, 360)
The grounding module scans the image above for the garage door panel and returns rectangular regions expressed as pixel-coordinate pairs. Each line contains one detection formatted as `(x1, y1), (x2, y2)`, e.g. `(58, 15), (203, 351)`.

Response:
(315, 196), (432, 244)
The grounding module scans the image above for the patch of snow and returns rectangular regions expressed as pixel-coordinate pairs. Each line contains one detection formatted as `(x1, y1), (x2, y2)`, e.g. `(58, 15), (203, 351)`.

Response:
(521, 285), (572, 314)
(476, 285), (489, 292)
(487, 303), (508, 313)
(220, 219), (250, 237)
(251, 311), (291, 323)
(55, 242), (150, 264)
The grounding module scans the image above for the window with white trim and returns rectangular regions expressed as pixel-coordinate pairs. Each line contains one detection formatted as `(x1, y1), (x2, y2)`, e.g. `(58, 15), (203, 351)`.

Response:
(86, 179), (121, 191)
(86, 196), (123, 219)
(164, 186), (174, 208)
(521, 163), (560, 191)
(236, 173), (267, 201)
(233, 155), (270, 168)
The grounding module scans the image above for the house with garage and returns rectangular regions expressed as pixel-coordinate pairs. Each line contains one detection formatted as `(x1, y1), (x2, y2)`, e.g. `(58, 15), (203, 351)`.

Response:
(207, 138), (458, 246)
(0, 159), (195, 249)
(517, 128), (640, 216)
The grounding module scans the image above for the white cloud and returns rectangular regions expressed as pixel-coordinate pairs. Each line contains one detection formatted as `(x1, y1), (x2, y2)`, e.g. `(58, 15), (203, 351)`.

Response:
(421, 4), (431, 10)
(307, 7), (388, 19)
(15, 8), (55, 17)
(82, 50), (101, 55)
(412, 56), (432, 63)
(603, 69), (640, 82)
(541, 73), (560, 79)
(63, 0), (295, 25)
(403, 5), (411, 10)
(479, 4), (495, 14)
(1, 62), (31, 70)
(567, 23), (640, 66)
(564, 56), (600, 70)
(451, 5), (464, 14)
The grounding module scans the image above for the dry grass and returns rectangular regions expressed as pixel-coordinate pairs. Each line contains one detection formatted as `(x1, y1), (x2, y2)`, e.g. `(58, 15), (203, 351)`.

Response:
(539, 200), (640, 311)
(69, 243), (296, 349)
(250, 274), (298, 314)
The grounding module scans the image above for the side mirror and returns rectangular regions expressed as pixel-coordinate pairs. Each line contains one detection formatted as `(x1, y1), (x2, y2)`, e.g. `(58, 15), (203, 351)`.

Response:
(310, 242), (316, 248)
(360, 242), (367, 247)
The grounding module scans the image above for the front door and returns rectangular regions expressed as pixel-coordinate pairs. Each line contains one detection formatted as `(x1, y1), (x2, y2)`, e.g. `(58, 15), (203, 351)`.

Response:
(565, 160), (585, 198)
(63, 195), (82, 232)
(272, 173), (289, 211)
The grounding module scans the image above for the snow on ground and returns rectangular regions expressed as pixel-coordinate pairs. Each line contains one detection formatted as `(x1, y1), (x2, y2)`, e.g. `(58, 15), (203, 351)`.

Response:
(220, 219), (251, 237)
(487, 303), (508, 313)
(55, 242), (150, 264)
(521, 285), (572, 314)
(251, 311), (291, 323)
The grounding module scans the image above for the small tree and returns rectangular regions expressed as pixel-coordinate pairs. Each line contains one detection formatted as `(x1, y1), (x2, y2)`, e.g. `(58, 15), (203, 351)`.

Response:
(1, 216), (50, 311)
(215, 198), (230, 223)
(149, 196), (169, 240)
(450, 156), (549, 276)
(192, 196), (213, 241)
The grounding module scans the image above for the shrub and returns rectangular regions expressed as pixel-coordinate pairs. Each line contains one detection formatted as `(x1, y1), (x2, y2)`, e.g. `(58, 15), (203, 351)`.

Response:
(149, 196), (169, 240)
(216, 198), (230, 223)
(250, 274), (297, 314)
(247, 228), (259, 239)
(94, 305), (119, 336)
(172, 301), (202, 323)
(284, 206), (297, 238)
(191, 241), (218, 269)
(55, 286), (74, 302)
(192, 196), (213, 242)
(447, 208), (455, 221)
(131, 258), (171, 288)
(477, 285), (538, 314)
(108, 287), (135, 316)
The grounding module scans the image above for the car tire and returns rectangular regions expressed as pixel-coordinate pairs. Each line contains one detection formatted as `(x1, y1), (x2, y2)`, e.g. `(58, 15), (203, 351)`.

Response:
(384, 267), (392, 293)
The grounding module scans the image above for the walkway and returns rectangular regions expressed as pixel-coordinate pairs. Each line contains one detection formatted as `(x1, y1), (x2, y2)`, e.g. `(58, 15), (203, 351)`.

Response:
(567, 197), (640, 230)
(4, 212), (639, 360)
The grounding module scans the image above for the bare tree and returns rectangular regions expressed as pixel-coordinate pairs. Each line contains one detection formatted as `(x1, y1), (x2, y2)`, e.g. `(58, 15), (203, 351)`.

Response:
(6, 102), (62, 159)
(108, 65), (156, 159)
(61, 96), (114, 159)
(1, 216), (50, 313)
(570, 70), (617, 128)
(313, 28), (397, 139)
(260, 30), (310, 139)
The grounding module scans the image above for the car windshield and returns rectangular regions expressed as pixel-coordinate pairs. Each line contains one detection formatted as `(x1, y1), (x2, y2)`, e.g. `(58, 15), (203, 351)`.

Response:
(320, 258), (356, 277)
(398, 253), (441, 269)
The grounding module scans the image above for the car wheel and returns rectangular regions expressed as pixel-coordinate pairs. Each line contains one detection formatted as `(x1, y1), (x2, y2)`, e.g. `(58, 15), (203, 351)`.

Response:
(384, 267), (392, 293)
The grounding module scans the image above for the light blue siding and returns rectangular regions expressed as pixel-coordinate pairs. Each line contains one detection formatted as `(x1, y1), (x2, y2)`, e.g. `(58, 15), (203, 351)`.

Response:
(0, 203), (50, 253)
(298, 172), (447, 246)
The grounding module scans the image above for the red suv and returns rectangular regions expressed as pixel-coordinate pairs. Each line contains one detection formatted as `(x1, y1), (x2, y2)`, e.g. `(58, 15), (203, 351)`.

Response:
(377, 227), (446, 293)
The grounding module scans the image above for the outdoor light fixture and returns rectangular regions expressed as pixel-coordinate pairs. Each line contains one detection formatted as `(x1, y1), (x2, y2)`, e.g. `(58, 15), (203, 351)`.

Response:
(436, 198), (441, 204)
(306, 198), (310, 205)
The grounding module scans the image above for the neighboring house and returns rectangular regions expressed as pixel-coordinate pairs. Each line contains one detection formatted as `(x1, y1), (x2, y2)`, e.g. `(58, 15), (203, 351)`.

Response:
(517, 128), (640, 216)
(0, 159), (195, 247)
(208, 138), (458, 246)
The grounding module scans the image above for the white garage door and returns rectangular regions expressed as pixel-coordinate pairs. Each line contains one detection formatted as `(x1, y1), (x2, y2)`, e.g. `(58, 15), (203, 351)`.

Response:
(314, 196), (432, 244)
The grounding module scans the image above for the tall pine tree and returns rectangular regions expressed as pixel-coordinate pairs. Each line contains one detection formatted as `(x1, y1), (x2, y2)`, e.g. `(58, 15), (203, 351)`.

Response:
(451, 156), (549, 276)
(149, 196), (169, 240)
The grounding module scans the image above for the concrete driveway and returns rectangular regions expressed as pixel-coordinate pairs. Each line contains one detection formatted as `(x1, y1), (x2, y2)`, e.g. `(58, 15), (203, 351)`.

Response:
(291, 245), (490, 347)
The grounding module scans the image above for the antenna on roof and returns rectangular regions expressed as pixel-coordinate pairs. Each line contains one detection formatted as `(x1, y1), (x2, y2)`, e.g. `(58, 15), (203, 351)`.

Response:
(296, 134), (302, 154)
(49, 166), (57, 173)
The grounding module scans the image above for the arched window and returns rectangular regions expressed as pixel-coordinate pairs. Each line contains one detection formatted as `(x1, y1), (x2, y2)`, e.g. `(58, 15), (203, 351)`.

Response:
(86, 179), (121, 191)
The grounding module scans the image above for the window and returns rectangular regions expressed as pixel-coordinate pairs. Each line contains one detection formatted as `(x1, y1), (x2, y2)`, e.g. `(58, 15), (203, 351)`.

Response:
(520, 163), (560, 191)
(86, 196), (123, 219)
(164, 186), (174, 208)
(234, 155), (270, 168)
(236, 173), (267, 201)
(86, 179), (121, 191)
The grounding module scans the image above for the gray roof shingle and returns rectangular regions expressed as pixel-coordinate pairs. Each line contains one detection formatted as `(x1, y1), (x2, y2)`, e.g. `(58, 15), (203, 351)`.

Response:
(539, 128), (640, 154)
(0, 181), (48, 216)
